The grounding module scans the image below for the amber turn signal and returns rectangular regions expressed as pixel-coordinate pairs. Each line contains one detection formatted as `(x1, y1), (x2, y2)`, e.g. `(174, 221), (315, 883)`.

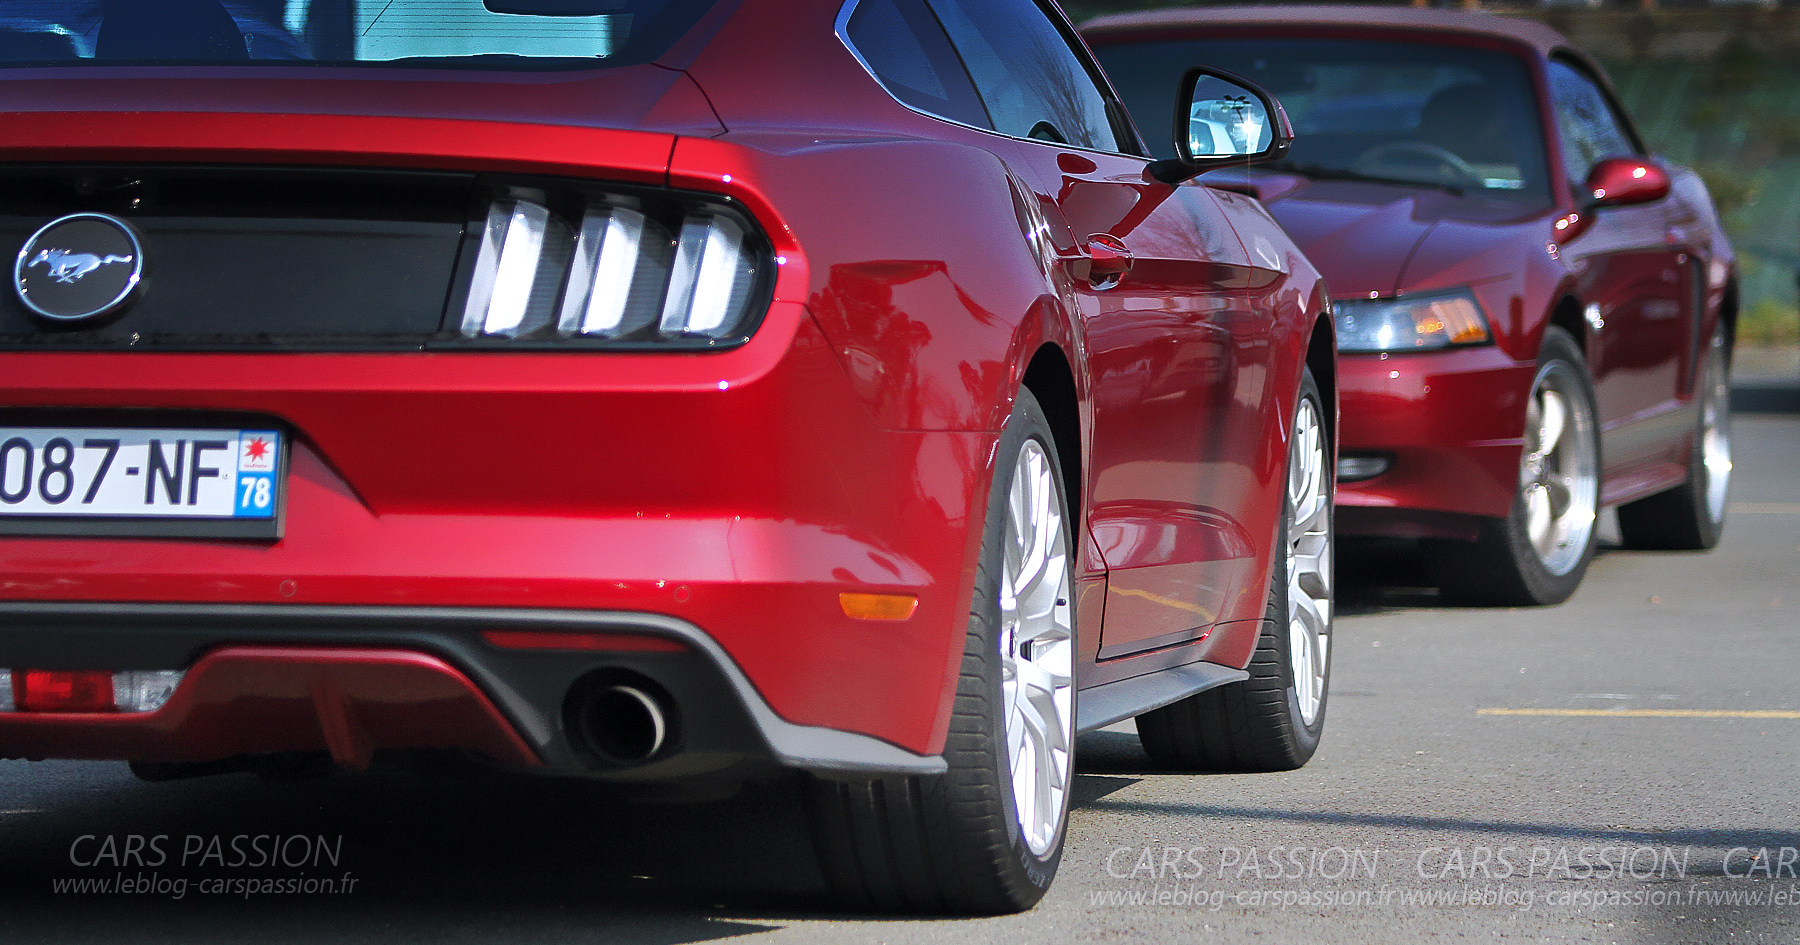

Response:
(839, 593), (919, 621)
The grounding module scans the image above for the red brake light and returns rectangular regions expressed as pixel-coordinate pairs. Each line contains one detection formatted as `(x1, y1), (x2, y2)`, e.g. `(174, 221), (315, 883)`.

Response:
(16, 670), (116, 712)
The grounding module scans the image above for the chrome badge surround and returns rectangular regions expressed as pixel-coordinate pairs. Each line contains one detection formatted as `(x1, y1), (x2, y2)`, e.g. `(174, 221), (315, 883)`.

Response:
(14, 213), (145, 323)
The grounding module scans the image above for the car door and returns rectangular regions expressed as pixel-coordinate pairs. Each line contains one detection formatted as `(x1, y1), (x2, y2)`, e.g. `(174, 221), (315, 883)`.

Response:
(927, 0), (1282, 657)
(1547, 58), (1694, 477)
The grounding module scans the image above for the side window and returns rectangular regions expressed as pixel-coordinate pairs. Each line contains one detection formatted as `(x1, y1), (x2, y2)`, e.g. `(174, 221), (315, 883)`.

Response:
(924, 0), (1124, 153)
(843, 0), (991, 130)
(1547, 59), (1638, 186)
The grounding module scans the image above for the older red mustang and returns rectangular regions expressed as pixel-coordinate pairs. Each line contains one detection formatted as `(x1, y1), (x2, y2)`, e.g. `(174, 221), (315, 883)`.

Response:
(1089, 6), (1736, 605)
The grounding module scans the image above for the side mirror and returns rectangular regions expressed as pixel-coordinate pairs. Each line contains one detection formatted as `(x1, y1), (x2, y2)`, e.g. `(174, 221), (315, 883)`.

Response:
(1150, 67), (1293, 184)
(1584, 157), (1670, 210)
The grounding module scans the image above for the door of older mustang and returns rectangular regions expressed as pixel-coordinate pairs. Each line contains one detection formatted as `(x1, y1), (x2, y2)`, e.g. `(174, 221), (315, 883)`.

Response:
(1547, 59), (1693, 485)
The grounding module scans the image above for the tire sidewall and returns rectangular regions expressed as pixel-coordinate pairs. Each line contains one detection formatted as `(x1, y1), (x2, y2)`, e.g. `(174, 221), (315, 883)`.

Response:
(1693, 328), (1729, 543)
(1275, 371), (1331, 749)
(1505, 327), (1601, 601)
(961, 387), (1072, 895)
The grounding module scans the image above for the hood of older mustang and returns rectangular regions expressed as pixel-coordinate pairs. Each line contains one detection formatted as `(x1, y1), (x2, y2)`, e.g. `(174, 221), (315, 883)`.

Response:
(1231, 173), (1550, 299)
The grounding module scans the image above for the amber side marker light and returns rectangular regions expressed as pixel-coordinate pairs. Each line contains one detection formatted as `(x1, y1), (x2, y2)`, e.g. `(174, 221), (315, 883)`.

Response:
(840, 593), (919, 621)
(481, 631), (688, 653)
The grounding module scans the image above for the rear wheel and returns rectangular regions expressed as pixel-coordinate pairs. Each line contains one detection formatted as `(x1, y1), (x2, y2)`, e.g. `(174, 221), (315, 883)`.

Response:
(1435, 327), (1599, 606)
(1137, 368), (1332, 772)
(805, 388), (1074, 914)
(1617, 326), (1731, 550)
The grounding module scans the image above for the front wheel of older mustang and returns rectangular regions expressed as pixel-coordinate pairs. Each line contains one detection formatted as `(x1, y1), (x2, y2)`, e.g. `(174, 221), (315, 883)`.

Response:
(805, 388), (1075, 914)
(1435, 326), (1600, 606)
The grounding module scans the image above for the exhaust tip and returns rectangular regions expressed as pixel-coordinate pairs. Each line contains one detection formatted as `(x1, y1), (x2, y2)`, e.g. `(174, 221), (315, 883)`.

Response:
(568, 674), (676, 766)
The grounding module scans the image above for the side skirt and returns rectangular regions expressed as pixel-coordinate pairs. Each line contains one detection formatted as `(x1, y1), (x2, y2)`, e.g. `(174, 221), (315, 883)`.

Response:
(1075, 661), (1249, 734)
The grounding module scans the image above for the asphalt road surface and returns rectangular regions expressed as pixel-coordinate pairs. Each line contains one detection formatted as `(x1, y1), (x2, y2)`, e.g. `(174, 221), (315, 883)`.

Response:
(1, 359), (1796, 945)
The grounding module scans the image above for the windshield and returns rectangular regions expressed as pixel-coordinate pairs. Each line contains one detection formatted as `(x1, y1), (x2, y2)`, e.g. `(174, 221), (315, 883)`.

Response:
(0, 0), (718, 69)
(1095, 36), (1553, 206)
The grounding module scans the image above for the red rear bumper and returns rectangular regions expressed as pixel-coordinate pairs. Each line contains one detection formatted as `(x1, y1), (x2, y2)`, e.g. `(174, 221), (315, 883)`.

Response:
(0, 302), (984, 766)
(0, 646), (537, 769)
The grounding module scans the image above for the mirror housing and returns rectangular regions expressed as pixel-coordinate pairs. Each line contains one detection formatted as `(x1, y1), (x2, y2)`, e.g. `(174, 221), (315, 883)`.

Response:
(1150, 67), (1294, 185)
(1585, 157), (1670, 210)
(483, 0), (619, 14)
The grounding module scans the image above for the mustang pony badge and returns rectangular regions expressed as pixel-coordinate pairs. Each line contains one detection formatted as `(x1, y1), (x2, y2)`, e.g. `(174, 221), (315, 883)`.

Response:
(28, 248), (136, 284)
(14, 213), (145, 322)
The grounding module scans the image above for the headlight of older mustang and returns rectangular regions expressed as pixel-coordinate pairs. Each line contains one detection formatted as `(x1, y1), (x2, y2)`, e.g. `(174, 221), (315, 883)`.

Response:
(1333, 289), (1491, 353)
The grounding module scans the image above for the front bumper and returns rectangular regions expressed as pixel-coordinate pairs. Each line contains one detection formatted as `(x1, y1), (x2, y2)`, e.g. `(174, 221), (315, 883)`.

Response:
(1335, 346), (1535, 539)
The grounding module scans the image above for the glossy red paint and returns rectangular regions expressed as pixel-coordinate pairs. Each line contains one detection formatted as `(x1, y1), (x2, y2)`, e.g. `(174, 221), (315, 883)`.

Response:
(0, 0), (1328, 771)
(1086, 7), (1736, 530)
(0, 648), (539, 769)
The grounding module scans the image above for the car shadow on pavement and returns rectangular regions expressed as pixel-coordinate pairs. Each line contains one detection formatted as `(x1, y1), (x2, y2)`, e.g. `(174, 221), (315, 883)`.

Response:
(0, 748), (1174, 938)
(0, 760), (838, 942)
(1336, 536), (1445, 615)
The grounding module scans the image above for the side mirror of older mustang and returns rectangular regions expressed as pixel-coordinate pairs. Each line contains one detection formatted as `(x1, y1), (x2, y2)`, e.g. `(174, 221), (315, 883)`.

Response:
(1150, 67), (1294, 184)
(1584, 157), (1671, 210)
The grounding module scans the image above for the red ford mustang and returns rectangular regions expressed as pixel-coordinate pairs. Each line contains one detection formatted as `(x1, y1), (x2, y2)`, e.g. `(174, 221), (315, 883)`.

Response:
(0, 0), (1332, 912)
(1088, 7), (1736, 605)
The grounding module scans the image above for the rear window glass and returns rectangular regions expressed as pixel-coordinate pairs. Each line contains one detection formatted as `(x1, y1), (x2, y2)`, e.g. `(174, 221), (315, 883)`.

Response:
(0, 0), (718, 69)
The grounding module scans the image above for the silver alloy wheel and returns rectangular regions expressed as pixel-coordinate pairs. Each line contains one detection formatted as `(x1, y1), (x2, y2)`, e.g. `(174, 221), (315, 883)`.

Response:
(999, 438), (1075, 858)
(1286, 396), (1331, 726)
(1519, 361), (1599, 576)
(1700, 332), (1733, 524)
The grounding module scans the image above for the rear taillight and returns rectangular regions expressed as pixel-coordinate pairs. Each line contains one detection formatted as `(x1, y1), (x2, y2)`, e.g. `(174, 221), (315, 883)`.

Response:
(457, 185), (773, 349)
(0, 669), (183, 713)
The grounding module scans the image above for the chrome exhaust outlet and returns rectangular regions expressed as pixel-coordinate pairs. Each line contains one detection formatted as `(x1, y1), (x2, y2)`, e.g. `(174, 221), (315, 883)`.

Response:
(576, 682), (672, 765)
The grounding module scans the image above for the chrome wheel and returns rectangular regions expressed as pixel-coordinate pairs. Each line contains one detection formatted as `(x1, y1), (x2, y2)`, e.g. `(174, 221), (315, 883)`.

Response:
(1286, 395), (1332, 726)
(999, 438), (1074, 858)
(1519, 361), (1599, 576)
(1700, 333), (1732, 525)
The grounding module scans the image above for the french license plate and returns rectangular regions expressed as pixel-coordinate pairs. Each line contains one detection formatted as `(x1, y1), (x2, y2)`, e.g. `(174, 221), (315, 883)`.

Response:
(0, 427), (283, 538)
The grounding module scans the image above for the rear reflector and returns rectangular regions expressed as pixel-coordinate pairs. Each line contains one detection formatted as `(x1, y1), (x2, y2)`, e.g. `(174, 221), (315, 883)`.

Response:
(16, 670), (115, 713)
(481, 630), (688, 653)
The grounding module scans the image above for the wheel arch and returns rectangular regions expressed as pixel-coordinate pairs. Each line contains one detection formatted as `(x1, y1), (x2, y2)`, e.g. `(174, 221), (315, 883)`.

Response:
(1306, 308), (1337, 451)
(1548, 293), (1589, 356)
(1718, 278), (1740, 356)
(1021, 343), (1082, 519)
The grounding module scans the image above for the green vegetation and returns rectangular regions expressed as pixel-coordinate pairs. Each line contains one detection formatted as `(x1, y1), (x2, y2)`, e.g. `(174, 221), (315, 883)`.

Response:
(1742, 299), (1799, 345)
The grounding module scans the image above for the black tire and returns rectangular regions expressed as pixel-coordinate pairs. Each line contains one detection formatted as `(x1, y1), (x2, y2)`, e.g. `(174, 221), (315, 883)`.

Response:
(1434, 326), (1600, 606)
(1137, 368), (1332, 773)
(1617, 326), (1731, 550)
(804, 388), (1074, 915)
